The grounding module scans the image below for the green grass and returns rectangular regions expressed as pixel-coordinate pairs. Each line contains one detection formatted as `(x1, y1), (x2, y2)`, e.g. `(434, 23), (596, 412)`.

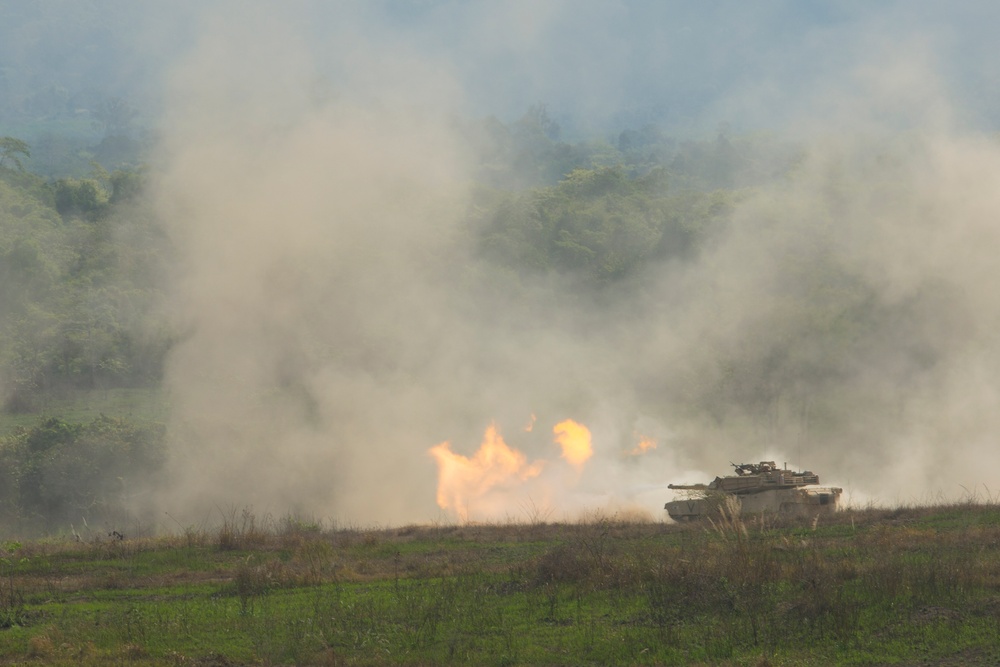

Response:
(0, 387), (168, 436)
(0, 506), (999, 665)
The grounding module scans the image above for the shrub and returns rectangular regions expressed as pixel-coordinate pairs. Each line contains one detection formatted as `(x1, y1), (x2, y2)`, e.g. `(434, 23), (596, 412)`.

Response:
(0, 415), (165, 534)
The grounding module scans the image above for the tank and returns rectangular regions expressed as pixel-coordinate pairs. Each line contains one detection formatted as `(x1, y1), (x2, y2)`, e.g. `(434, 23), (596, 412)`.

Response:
(664, 461), (842, 521)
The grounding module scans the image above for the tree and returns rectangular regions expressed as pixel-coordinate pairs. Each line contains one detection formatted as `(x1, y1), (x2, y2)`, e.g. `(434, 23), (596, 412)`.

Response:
(0, 168), (172, 407)
(477, 165), (731, 284)
(0, 137), (29, 171)
(93, 97), (137, 138)
(0, 416), (165, 531)
(52, 178), (105, 218)
(514, 104), (560, 142)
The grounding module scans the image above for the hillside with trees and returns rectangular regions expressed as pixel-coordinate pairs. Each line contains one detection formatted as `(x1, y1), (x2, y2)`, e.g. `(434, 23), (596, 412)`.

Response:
(0, 156), (170, 412)
(0, 117), (796, 532)
(0, 113), (994, 534)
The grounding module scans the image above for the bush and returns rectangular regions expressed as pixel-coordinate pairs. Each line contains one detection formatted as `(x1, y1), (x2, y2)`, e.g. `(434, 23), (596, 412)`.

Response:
(0, 415), (165, 534)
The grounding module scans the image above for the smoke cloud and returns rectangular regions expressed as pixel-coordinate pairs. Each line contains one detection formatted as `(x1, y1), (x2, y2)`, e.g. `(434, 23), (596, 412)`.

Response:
(145, 2), (1000, 526)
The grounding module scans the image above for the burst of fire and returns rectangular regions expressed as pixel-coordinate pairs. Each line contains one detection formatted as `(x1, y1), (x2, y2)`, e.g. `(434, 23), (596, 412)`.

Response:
(553, 419), (593, 471)
(630, 435), (657, 456)
(428, 423), (544, 521)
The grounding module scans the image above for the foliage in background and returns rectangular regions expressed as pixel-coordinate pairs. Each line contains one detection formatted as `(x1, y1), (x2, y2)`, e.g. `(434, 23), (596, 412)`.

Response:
(0, 120), (783, 415)
(1, 114), (947, 534)
(0, 157), (172, 413)
(0, 137), (30, 172)
(474, 165), (737, 284)
(0, 415), (164, 534)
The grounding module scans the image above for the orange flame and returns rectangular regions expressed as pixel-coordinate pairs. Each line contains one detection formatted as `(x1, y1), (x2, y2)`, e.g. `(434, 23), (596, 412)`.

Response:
(553, 419), (593, 471)
(630, 435), (657, 456)
(429, 424), (544, 521)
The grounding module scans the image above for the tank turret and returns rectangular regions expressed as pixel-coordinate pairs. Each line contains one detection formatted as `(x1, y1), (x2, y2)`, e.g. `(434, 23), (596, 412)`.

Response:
(665, 461), (842, 521)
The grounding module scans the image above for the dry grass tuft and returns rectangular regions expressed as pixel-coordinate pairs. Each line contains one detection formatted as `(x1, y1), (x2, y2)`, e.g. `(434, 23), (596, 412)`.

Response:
(25, 634), (55, 659)
(217, 507), (272, 551)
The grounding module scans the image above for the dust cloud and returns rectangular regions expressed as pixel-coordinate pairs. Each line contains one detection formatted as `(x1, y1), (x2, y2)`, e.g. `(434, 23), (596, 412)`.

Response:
(152, 6), (476, 524)
(148, 2), (1000, 526)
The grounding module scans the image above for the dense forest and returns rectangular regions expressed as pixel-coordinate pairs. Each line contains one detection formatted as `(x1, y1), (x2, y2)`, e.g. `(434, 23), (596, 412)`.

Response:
(0, 108), (783, 406)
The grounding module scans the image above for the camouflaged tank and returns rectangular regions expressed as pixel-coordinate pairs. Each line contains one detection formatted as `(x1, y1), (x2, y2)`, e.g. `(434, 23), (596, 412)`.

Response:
(664, 461), (842, 521)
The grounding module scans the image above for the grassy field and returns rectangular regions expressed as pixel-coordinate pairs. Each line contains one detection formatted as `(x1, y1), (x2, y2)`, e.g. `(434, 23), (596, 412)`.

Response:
(0, 504), (997, 666)
(0, 388), (169, 436)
